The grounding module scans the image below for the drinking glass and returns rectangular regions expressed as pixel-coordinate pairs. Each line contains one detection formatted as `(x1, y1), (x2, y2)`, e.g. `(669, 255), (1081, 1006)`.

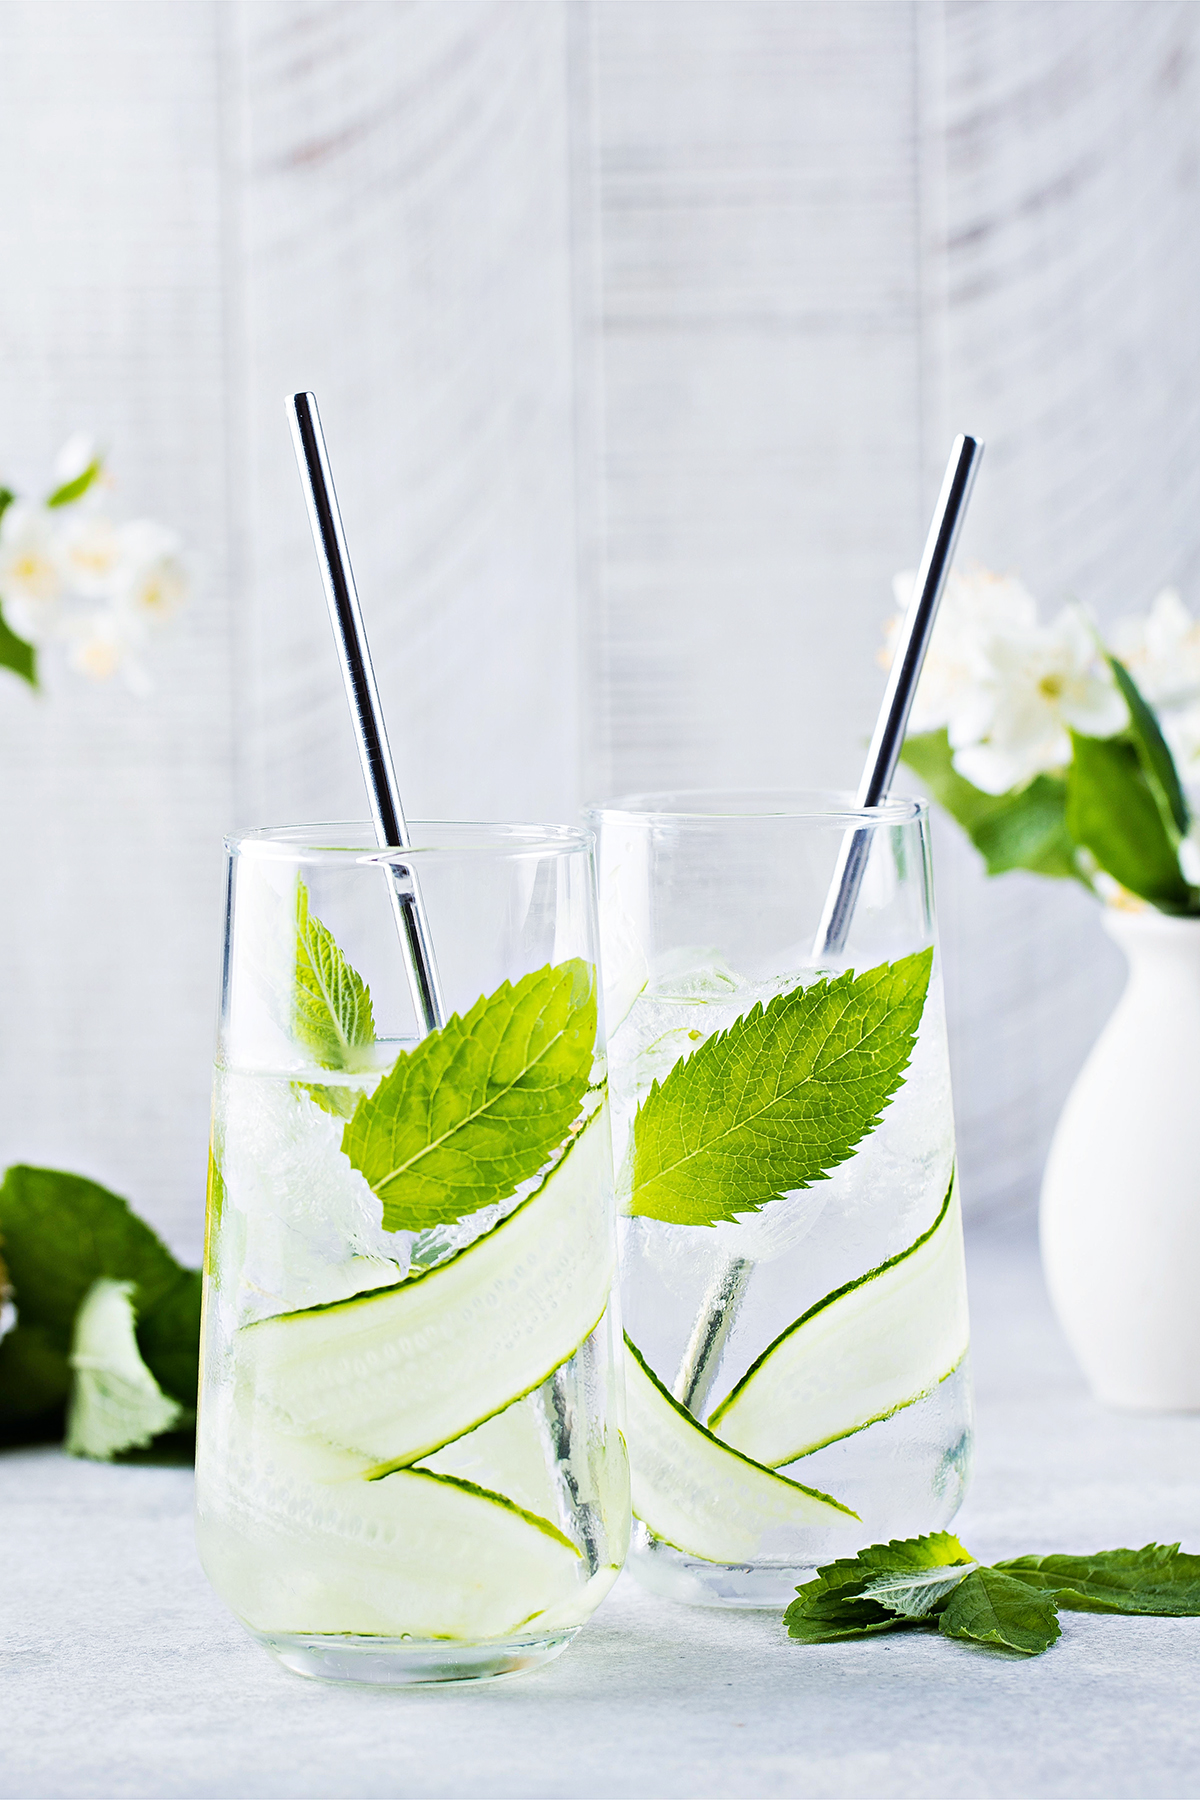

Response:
(588, 791), (972, 1608)
(196, 823), (629, 1685)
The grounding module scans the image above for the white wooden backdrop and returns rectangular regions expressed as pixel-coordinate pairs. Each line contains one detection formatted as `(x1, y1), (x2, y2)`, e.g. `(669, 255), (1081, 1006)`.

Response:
(1, 0), (1197, 1257)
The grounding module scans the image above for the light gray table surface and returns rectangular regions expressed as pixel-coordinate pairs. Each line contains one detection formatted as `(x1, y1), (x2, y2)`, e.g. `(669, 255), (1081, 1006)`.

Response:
(5, 1211), (1200, 1800)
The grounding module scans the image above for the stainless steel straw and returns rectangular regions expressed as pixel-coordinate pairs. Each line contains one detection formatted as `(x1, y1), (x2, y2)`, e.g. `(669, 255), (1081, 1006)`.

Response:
(287, 391), (445, 1035)
(673, 433), (984, 1421)
(814, 433), (983, 958)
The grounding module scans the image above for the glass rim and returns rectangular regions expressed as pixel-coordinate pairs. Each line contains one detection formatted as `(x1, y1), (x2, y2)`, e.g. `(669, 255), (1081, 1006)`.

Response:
(228, 820), (594, 863)
(585, 788), (928, 827)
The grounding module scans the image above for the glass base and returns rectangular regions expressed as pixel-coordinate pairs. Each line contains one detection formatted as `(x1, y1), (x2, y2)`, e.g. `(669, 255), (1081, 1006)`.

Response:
(628, 1531), (813, 1609)
(252, 1627), (579, 1687)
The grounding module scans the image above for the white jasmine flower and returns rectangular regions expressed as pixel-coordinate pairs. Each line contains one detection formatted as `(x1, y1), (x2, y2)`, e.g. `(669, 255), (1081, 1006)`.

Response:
(884, 564), (1039, 734)
(111, 520), (188, 635)
(53, 432), (101, 485)
(1109, 588), (1200, 711)
(63, 608), (151, 694)
(60, 514), (124, 598)
(0, 503), (65, 641)
(949, 606), (1128, 795)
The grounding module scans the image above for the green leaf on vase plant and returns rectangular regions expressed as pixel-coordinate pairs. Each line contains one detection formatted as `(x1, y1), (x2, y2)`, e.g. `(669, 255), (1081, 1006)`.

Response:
(64, 1278), (183, 1460)
(996, 1544), (1200, 1615)
(1066, 731), (1196, 912)
(0, 602), (37, 689)
(937, 1566), (1062, 1655)
(342, 959), (598, 1233)
(1107, 656), (1190, 841)
(0, 1165), (201, 1440)
(901, 731), (1079, 882)
(45, 458), (104, 508)
(630, 950), (932, 1228)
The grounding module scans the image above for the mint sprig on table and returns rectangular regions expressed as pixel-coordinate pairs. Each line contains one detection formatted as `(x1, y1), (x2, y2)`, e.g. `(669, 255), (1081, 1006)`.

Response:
(343, 959), (598, 1233)
(786, 1533), (1200, 1656)
(630, 949), (932, 1227)
(0, 1167), (199, 1457)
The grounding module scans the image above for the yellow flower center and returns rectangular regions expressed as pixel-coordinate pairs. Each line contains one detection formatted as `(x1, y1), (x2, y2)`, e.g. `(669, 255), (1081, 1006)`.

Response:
(1038, 673), (1065, 701)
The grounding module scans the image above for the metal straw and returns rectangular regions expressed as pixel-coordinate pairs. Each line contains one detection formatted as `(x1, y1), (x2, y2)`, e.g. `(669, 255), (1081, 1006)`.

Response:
(673, 434), (984, 1421)
(814, 434), (983, 958)
(287, 391), (445, 1035)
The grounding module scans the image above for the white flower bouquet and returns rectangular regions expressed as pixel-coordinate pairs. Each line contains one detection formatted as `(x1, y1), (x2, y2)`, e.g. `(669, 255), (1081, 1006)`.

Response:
(0, 434), (188, 694)
(889, 569), (1200, 914)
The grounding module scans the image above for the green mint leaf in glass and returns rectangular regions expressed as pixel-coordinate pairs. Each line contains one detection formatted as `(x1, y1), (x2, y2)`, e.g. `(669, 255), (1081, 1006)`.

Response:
(0, 603), (37, 689)
(938, 1566), (1062, 1656)
(0, 1166), (201, 1442)
(63, 1278), (183, 1461)
(630, 950), (932, 1228)
(901, 730), (1078, 882)
(343, 959), (597, 1234)
(1067, 730), (1196, 912)
(1108, 655), (1190, 841)
(996, 1544), (1200, 1616)
(292, 879), (376, 1069)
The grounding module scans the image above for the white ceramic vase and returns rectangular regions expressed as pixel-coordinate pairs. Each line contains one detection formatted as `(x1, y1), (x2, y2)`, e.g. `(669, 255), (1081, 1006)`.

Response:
(1040, 907), (1200, 1410)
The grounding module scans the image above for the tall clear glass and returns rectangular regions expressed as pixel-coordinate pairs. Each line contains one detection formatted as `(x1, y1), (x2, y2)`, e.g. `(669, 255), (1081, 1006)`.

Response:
(196, 823), (629, 1686)
(589, 792), (972, 1609)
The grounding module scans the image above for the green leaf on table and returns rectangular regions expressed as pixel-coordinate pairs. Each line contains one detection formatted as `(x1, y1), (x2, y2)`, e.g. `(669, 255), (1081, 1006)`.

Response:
(0, 602), (38, 689)
(862, 1563), (979, 1618)
(292, 879), (376, 1070)
(997, 1544), (1200, 1615)
(0, 1321), (73, 1442)
(630, 950), (932, 1228)
(343, 959), (597, 1233)
(785, 1587), (922, 1643)
(1108, 657), (1190, 840)
(901, 730), (1078, 881)
(0, 1166), (201, 1445)
(1066, 732), (1197, 912)
(938, 1566), (1062, 1655)
(785, 1532), (975, 1642)
(46, 457), (104, 508)
(63, 1278), (183, 1460)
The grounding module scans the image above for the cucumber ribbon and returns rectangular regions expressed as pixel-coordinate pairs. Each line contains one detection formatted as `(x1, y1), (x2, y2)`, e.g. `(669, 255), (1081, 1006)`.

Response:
(625, 1171), (967, 1564)
(204, 1107), (626, 1639)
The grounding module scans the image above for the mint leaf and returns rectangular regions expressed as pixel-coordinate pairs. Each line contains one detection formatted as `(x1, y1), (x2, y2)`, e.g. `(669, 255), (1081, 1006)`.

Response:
(0, 1167), (200, 1429)
(784, 1533), (975, 1641)
(1067, 732), (1196, 911)
(1109, 656), (1190, 840)
(0, 1322), (71, 1441)
(997, 1544), (1200, 1615)
(938, 1567), (1061, 1655)
(630, 950), (932, 1227)
(292, 880), (376, 1069)
(785, 1588), (921, 1643)
(800, 1532), (975, 1599)
(862, 1563), (977, 1618)
(0, 602), (37, 689)
(901, 730), (1078, 881)
(343, 959), (597, 1233)
(46, 457), (103, 508)
(64, 1278), (183, 1460)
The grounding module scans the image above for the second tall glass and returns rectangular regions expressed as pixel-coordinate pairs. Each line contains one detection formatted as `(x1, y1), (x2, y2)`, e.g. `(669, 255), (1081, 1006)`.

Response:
(590, 791), (972, 1608)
